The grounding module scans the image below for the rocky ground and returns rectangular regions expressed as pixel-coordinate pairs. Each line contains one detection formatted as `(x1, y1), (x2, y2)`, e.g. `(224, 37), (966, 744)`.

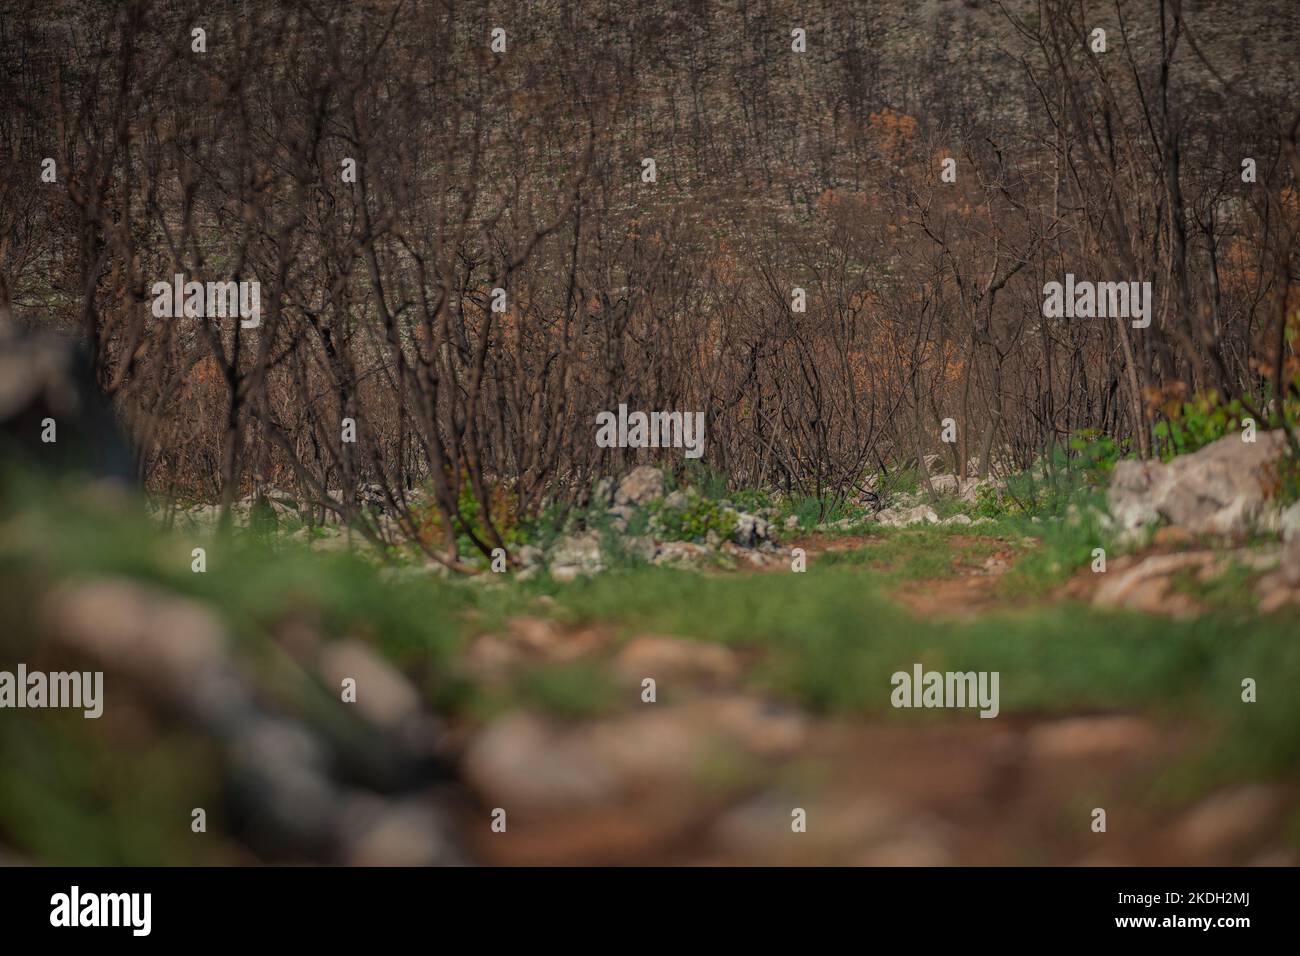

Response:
(4, 431), (1299, 866)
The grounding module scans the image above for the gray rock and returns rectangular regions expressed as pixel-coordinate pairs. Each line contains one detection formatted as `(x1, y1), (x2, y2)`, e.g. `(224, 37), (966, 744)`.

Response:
(929, 474), (960, 494)
(590, 477), (616, 509)
(621, 535), (659, 563)
(339, 796), (460, 867)
(605, 504), (637, 532)
(1279, 501), (1300, 542)
(1173, 785), (1287, 861)
(1106, 460), (1165, 531)
(613, 635), (741, 684)
(318, 640), (421, 733)
(652, 541), (711, 566)
(960, 476), (998, 503)
(263, 490), (301, 514)
(875, 504), (939, 528)
(351, 483), (388, 512)
(1091, 551), (1219, 618)
(731, 511), (771, 548)
(462, 713), (619, 818)
(549, 531), (604, 579)
(227, 719), (341, 854)
(40, 578), (462, 864)
(662, 489), (690, 510)
(614, 465), (665, 507)
(1107, 430), (1290, 536)
(379, 562), (451, 584)
(0, 317), (134, 481)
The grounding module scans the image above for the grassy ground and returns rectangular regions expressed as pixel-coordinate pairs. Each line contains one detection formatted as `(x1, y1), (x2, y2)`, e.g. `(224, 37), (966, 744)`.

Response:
(2, 470), (1298, 863)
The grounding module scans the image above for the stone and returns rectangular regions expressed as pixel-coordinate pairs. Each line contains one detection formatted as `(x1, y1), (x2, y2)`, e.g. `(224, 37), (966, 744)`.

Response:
(981, 555), (1010, 575)
(226, 718), (341, 854)
(339, 796), (458, 867)
(1107, 430), (1289, 536)
(549, 531), (604, 579)
(1279, 501), (1300, 542)
(462, 634), (522, 678)
(652, 541), (711, 566)
(712, 791), (912, 863)
(465, 697), (808, 826)
(876, 504), (939, 528)
(505, 616), (562, 653)
(959, 477), (997, 503)
(590, 477), (615, 509)
(620, 535), (659, 563)
(1027, 716), (1156, 760)
(1152, 525), (1196, 548)
(1255, 536), (1300, 612)
(731, 511), (771, 548)
(855, 828), (953, 866)
(929, 474), (960, 494)
(1106, 460), (1165, 532)
(662, 489), (690, 510)
(1172, 785), (1286, 861)
(1091, 551), (1217, 618)
(43, 580), (230, 703)
(462, 713), (620, 819)
(942, 513), (973, 526)
(318, 640), (421, 732)
(614, 466), (665, 507)
(464, 701), (790, 864)
(0, 317), (134, 481)
(605, 504), (637, 532)
(613, 635), (741, 685)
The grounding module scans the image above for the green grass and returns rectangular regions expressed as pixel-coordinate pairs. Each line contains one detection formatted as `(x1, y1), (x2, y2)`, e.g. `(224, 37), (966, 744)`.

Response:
(0, 709), (234, 865)
(876, 466), (921, 498)
(532, 560), (1300, 780)
(510, 662), (624, 720)
(783, 493), (861, 528)
(4, 465), (1300, 864)
(814, 525), (998, 581)
(997, 513), (1106, 596)
(1169, 560), (1262, 617)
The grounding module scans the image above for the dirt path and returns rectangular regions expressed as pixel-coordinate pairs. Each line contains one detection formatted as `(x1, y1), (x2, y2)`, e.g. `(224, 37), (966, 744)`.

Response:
(445, 532), (1296, 866)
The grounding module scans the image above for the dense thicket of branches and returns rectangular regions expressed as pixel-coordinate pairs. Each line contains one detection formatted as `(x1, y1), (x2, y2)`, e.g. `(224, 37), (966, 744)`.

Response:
(1, 0), (1297, 564)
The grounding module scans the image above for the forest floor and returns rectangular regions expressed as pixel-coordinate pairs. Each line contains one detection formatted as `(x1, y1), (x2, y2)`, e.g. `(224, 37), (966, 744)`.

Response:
(3, 480), (1298, 866)
(445, 526), (1298, 866)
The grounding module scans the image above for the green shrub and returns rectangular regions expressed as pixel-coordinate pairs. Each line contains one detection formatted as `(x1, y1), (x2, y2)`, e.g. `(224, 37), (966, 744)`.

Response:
(413, 475), (525, 561)
(783, 494), (856, 528)
(876, 466), (920, 498)
(1152, 389), (1299, 463)
(1153, 392), (1250, 462)
(675, 460), (730, 500)
(651, 493), (738, 542)
(729, 486), (773, 512)
(984, 438), (1117, 520)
